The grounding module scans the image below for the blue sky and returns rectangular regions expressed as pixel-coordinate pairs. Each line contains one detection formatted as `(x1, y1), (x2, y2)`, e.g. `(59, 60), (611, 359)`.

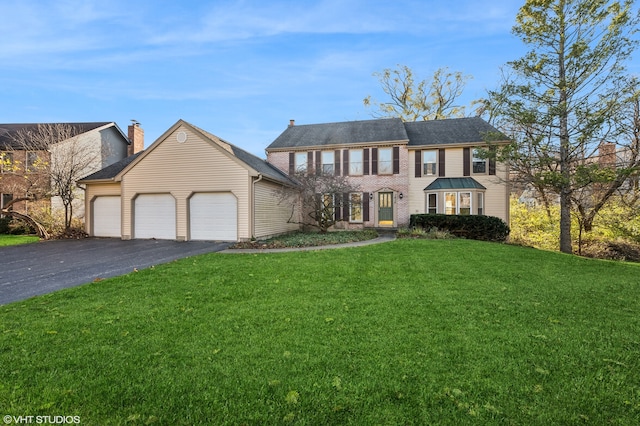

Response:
(0, 0), (589, 157)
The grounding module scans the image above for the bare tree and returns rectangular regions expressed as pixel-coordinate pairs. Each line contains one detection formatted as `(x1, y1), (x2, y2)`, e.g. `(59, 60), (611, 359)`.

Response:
(5, 123), (103, 231)
(364, 65), (472, 121)
(276, 171), (361, 233)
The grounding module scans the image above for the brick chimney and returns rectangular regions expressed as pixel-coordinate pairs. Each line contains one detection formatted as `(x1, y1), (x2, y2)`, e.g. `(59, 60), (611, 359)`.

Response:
(127, 121), (144, 156)
(598, 142), (616, 168)
(289, 119), (295, 127)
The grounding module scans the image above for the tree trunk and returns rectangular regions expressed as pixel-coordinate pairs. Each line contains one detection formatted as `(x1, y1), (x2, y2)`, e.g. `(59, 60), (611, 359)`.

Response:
(558, 1), (573, 254)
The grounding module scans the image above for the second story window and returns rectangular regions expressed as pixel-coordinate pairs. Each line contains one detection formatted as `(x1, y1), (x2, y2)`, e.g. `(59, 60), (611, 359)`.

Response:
(0, 152), (13, 173)
(472, 148), (487, 174)
(349, 149), (363, 175)
(322, 151), (334, 175)
(378, 147), (393, 175)
(423, 150), (437, 176)
(294, 152), (307, 173)
(26, 151), (40, 172)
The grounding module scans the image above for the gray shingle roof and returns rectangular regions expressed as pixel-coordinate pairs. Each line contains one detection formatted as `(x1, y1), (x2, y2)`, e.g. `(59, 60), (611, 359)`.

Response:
(267, 118), (408, 150)
(404, 117), (507, 146)
(0, 122), (114, 150)
(424, 177), (486, 191)
(267, 117), (507, 150)
(79, 151), (144, 182)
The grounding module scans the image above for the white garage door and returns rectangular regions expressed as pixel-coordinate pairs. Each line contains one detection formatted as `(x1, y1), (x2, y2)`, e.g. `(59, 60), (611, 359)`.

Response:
(190, 193), (237, 241)
(93, 196), (121, 238)
(134, 194), (176, 240)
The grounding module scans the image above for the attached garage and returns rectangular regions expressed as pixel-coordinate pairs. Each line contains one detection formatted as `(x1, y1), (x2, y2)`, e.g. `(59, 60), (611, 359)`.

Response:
(189, 192), (238, 241)
(134, 194), (176, 239)
(92, 196), (121, 237)
(79, 120), (299, 241)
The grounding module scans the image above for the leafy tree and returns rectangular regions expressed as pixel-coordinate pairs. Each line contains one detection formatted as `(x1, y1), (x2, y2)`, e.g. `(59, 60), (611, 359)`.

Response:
(363, 65), (472, 121)
(487, 0), (639, 253)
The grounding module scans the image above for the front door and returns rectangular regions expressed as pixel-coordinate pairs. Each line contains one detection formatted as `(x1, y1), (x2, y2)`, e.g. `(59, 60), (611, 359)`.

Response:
(378, 192), (394, 226)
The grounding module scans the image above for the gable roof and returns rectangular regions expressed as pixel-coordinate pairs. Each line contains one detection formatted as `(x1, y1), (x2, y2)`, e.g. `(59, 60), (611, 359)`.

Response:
(267, 118), (408, 150)
(424, 177), (486, 191)
(404, 117), (508, 147)
(267, 117), (508, 150)
(0, 122), (126, 150)
(80, 120), (296, 186)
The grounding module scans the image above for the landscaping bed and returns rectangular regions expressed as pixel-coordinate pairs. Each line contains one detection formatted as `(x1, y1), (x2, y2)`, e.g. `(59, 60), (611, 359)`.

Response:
(230, 230), (379, 249)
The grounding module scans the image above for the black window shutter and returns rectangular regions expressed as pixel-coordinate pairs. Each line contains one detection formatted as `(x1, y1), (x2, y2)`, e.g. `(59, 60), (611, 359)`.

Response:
(489, 146), (497, 175)
(371, 148), (378, 175)
(393, 146), (400, 174)
(315, 151), (321, 175)
(415, 150), (422, 178)
(439, 148), (446, 177)
(363, 149), (370, 175)
(334, 194), (341, 221)
(342, 149), (349, 176)
(343, 193), (349, 221)
(363, 192), (370, 221)
(307, 152), (313, 172)
(335, 150), (341, 176)
(463, 147), (470, 176)
(289, 152), (295, 175)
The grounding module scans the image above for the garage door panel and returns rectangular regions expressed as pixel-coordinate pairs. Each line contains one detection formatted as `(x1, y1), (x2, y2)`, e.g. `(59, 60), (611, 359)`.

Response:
(190, 193), (237, 241)
(135, 194), (176, 240)
(93, 196), (121, 238)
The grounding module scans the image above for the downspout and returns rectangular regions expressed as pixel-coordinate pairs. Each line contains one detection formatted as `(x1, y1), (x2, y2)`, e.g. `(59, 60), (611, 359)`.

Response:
(251, 174), (263, 240)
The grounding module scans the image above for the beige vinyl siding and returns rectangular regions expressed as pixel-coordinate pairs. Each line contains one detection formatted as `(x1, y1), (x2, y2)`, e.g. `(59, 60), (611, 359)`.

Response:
(120, 126), (251, 240)
(84, 182), (122, 235)
(407, 148), (510, 223)
(254, 179), (300, 238)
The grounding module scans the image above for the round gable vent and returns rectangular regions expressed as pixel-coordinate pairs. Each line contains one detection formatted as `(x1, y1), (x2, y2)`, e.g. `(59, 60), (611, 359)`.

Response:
(176, 131), (188, 143)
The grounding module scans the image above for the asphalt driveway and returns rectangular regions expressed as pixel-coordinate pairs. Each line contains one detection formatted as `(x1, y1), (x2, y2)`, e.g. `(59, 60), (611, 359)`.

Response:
(0, 238), (230, 305)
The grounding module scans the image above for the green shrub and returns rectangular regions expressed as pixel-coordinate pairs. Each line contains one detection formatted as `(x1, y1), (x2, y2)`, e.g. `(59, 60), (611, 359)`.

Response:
(0, 217), (10, 234)
(409, 214), (510, 242)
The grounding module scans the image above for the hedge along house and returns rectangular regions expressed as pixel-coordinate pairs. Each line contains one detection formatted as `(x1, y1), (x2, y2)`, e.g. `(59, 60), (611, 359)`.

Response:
(79, 120), (299, 241)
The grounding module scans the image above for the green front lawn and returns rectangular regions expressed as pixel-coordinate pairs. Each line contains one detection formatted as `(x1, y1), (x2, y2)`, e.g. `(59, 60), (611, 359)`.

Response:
(1, 239), (639, 424)
(0, 234), (40, 246)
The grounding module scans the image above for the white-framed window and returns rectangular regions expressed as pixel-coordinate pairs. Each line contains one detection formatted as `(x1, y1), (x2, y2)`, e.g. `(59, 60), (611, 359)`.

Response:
(349, 149), (363, 175)
(378, 147), (393, 175)
(445, 192), (457, 215)
(426, 193), (438, 214)
(322, 151), (334, 175)
(478, 193), (484, 215)
(294, 152), (307, 173)
(423, 150), (437, 176)
(350, 193), (363, 222)
(472, 148), (487, 174)
(445, 191), (472, 215)
(459, 192), (471, 215)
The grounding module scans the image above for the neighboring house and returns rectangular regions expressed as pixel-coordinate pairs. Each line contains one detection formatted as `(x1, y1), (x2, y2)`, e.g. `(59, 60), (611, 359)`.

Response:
(266, 117), (510, 229)
(0, 121), (142, 217)
(79, 120), (299, 241)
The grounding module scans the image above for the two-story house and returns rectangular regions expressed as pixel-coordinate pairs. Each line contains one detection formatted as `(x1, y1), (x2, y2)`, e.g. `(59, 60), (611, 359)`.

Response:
(81, 117), (509, 241)
(266, 117), (509, 229)
(0, 122), (143, 217)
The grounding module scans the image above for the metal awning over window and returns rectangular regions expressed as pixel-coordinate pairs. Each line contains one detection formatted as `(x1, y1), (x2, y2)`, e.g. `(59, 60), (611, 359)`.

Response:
(424, 177), (486, 191)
